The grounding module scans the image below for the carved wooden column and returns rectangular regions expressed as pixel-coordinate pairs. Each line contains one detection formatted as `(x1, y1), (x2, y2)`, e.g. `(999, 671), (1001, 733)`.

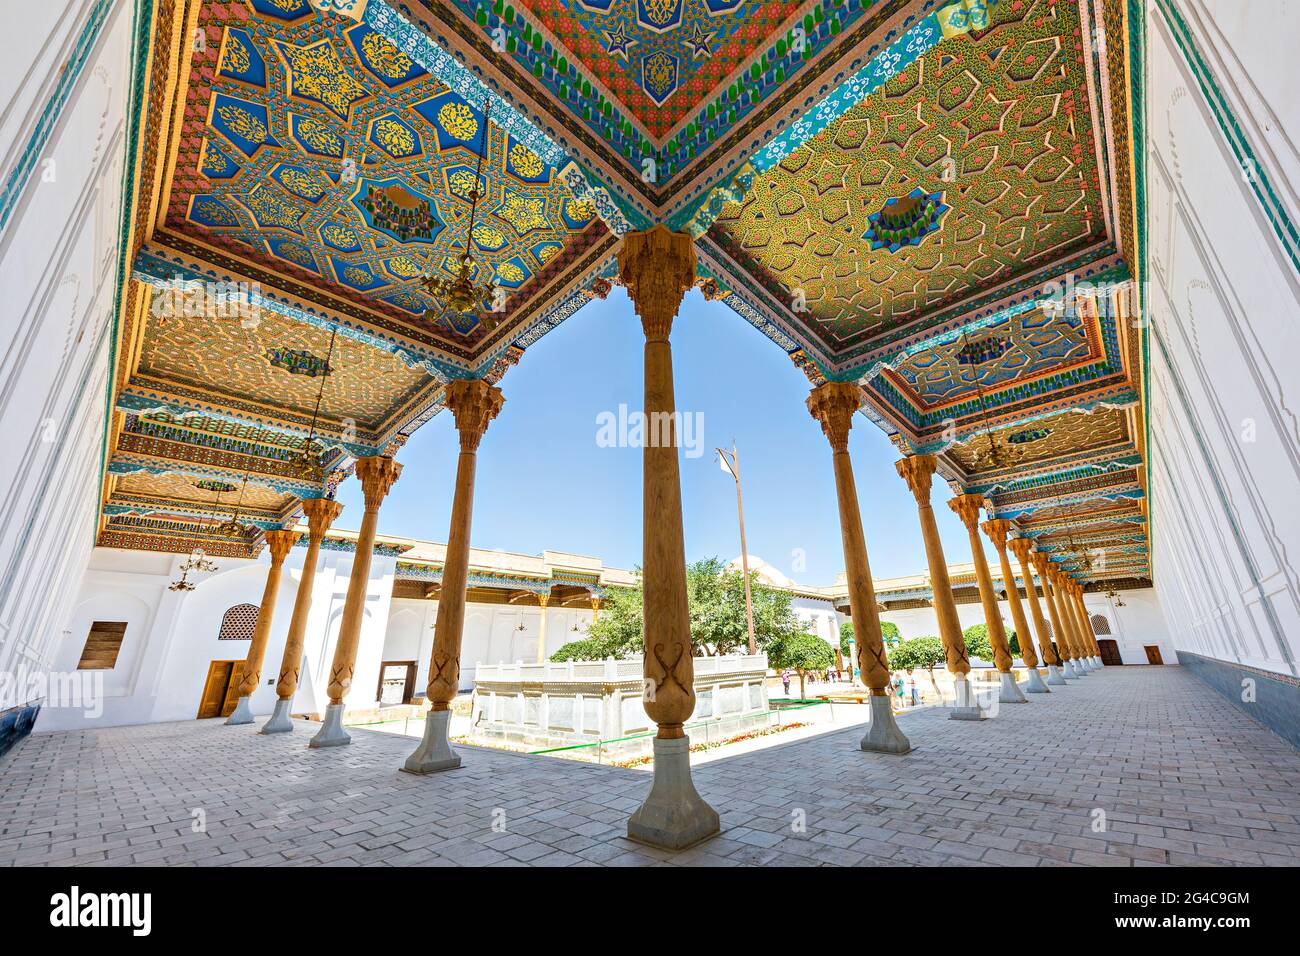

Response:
(1032, 552), (1077, 679)
(405, 378), (503, 774)
(618, 225), (719, 849)
(1071, 582), (1102, 668)
(1045, 562), (1087, 677)
(1064, 577), (1094, 670)
(1061, 574), (1096, 673)
(310, 455), (402, 747)
(534, 594), (551, 664)
(807, 382), (910, 752)
(983, 518), (1049, 694)
(1081, 586), (1105, 665)
(1009, 537), (1066, 685)
(949, 494), (1026, 704)
(225, 531), (296, 725)
(261, 497), (344, 734)
(895, 455), (982, 718)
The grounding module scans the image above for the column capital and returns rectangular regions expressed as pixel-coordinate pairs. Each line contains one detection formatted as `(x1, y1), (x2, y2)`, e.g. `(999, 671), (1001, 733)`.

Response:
(263, 530), (297, 566)
(444, 378), (505, 452)
(1031, 550), (1052, 576)
(302, 497), (345, 542)
(982, 517), (1012, 550)
(1008, 536), (1035, 563)
(894, 453), (938, 505)
(617, 225), (696, 341)
(805, 381), (862, 452)
(948, 492), (985, 530)
(537, 593), (550, 608)
(355, 455), (403, 511)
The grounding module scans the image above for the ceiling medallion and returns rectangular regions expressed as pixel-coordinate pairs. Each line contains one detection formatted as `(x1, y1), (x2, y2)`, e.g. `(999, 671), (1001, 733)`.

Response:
(1007, 427), (1053, 445)
(864, 188), (950, 253)
(955, 333), (1011, 366)
(194, 479), (237, 493)
(266, 347), (331, 377)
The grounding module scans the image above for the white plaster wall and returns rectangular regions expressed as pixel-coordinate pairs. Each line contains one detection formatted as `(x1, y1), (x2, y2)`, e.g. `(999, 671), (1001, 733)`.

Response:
(791, 597), (840, 651)
(0, 1), (133, 712)
(40, 544), (398, 729)
(1144, 0), (1300, 678)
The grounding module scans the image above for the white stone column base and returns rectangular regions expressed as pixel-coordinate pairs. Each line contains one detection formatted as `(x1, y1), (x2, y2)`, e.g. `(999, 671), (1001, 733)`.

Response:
(860, 694), (912, 753)
(1045, 664), (1068, 685)
(627, 735), (720, 850)
(1024, 667), (1051, 693)
(998, 671), (1029, 703)
(948, 675), (988, 720)
(224, 696), (254, 725)
(1069, 660), (1088, 677)
(402, 709), (461, 774)
(259, 698), (294, 734)
(308, 702), (351, 748)
(1091, 656), (1104, 669)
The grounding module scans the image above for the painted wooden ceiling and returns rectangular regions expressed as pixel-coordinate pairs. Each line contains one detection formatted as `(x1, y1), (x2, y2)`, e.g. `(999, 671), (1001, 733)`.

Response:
(105, 0), (1149, 584)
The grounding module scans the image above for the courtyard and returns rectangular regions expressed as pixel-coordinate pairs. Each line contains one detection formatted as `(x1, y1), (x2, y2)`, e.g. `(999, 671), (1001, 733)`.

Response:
(4, 668), (1296, 868)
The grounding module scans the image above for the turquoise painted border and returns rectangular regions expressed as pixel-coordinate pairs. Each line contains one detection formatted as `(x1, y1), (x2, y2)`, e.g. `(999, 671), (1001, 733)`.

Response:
(99, 0), (155, 549)
(0, 0), (114, 235)
(1155, 0), (1300, 276)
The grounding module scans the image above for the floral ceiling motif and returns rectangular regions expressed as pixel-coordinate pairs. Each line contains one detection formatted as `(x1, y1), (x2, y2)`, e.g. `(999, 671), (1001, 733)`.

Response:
(137, 294), (435, 432)
(708, 0), (1107, 353)
(171, 1), (600, 338)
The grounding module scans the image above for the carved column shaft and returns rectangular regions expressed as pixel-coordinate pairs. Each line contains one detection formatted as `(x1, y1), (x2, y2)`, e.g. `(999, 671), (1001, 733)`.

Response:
(1071, 584), (1100, 656)
(985, 519), (1037, 668)
(534, 594), (551, 665)
(950, 494), (1013, 673)
(896, 455), (969, 674)
(425, 379), (504, 711)
(326, 456), (402, 704)
(236, 531), (296, 698)
(275, 498), (343, 700)
(1033, 553), (1072, 661)
(620, 226), (698, 739)
(1011, 538), (1058, 666)
(808, 382), (891, 693)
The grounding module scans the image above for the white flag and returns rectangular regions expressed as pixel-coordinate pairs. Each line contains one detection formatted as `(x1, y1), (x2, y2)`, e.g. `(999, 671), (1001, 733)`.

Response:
(717, 448), (736, 479)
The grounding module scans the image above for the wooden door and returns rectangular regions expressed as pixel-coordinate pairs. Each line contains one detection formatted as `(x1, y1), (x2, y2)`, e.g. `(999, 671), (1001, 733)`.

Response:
(1098, 639), (1123, 666)
(1144, 645), (1164, 665)
(220, 662), (245, 716)
(198, 661), (233, 718)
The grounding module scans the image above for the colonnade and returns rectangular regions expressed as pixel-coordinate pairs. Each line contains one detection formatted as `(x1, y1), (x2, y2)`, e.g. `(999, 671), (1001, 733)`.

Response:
(221, 226), (1109, 851)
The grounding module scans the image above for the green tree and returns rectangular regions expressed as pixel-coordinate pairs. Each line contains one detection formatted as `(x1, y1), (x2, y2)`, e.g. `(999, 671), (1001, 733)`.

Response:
(768, 630), (834, 698)
(549, 639), (606, 662)
(893, 636), (946, 697)
(962, 622), (1020, 661)
(560, 558), (802, 661)
(840, 619), (902, 658)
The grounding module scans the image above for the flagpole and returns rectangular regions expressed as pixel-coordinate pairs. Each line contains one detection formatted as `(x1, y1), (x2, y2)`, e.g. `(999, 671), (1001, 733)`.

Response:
(723, 444), (757, 655)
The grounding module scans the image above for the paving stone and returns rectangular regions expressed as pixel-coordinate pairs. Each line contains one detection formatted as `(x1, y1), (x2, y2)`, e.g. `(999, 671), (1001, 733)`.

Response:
(1, 669), (1297, 867)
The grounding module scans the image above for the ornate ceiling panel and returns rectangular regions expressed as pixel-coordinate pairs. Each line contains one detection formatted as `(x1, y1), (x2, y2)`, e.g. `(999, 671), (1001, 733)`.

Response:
(947, 404), (1131, 475)
(706, 0), (1107, 354)
(111, 471), (297, 514)
(168, 0), (603, 343)
(135, 296), (435, 433)
(885, 306), (1090, 408)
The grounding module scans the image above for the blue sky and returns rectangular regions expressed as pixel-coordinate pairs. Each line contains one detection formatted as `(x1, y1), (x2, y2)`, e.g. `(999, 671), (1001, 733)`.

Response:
(335, 288), (985, 586)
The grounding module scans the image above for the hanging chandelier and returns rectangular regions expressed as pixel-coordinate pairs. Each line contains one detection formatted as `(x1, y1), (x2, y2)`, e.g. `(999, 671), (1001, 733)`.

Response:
(421, 99), (500, 328)
(212, 475), (256, 539)
(169, 547), (218, 592)
(960, 329), (1007, 470)
(296, 327), (337, 480)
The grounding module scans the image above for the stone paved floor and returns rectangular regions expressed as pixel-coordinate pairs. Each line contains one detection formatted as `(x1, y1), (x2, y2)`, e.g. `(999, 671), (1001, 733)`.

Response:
(2, 667), (1298, 867)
